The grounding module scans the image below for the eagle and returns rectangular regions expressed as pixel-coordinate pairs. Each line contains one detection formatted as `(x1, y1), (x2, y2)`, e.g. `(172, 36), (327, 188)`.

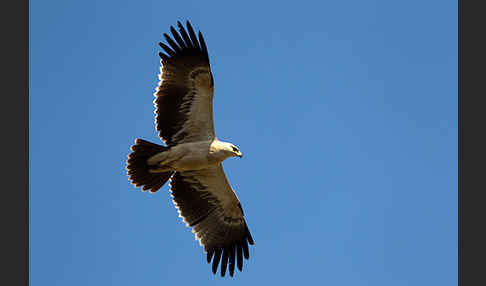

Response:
(126, 20), (254, 277)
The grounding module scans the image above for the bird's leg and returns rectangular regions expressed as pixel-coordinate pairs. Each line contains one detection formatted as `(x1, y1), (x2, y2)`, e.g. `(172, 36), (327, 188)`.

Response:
(147, 151), (169, 166)
(148, 166), (174, 173)
(146, 151), (173, 173)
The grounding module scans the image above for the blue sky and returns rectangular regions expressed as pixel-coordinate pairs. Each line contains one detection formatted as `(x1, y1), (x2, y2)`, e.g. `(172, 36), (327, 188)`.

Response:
(30, 0), (457, 285)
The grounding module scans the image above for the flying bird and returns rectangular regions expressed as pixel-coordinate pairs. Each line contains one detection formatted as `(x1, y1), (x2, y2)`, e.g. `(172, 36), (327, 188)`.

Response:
(126, 20), (254, 277)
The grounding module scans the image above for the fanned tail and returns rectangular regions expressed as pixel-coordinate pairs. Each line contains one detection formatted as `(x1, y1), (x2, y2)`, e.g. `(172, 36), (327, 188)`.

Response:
(126, 139), (173, 193)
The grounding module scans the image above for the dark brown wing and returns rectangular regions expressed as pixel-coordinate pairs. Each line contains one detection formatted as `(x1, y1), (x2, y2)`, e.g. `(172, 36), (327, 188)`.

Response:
(169, 165), (254, 277)
(154, 21), (215, 146)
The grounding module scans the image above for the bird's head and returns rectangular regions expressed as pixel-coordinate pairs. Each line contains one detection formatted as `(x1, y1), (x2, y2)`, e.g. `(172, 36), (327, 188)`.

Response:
(211, 140), (243, 160)
(225, 143), (243, 158)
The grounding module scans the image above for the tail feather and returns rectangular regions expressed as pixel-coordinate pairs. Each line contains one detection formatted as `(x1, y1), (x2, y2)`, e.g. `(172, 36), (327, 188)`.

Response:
(126, 139), (173, 193)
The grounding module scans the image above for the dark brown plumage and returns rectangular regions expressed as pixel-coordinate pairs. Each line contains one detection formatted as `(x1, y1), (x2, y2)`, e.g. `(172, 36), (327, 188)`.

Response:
(170, 170), (254, 276)
(126, 21), (254, 278)
(154, 21), (213, 146)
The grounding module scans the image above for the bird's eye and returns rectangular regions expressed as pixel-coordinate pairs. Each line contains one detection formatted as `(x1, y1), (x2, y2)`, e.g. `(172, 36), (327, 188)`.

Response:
(232, 147), (238, 152)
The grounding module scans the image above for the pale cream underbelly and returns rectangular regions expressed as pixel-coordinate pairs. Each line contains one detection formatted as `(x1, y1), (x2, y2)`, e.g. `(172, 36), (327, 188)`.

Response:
(169, 155), (215, 171)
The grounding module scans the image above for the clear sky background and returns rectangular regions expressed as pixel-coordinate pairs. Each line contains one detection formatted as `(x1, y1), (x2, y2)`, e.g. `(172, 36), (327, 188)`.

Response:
(30, 1), (457, 285)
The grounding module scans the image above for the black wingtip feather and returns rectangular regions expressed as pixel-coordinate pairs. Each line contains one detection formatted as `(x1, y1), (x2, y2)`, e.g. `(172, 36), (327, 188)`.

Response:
(163, 33), (181, 53)
(158, 52), (169, 63)
(220, 248), (229, 277)
(237, 244), (243, 271)
(170, 26), (187, 49)
(242, 239), (249, 260)
(198, 31), (208, 57)
(186, 21), (200, 49)
(207, 249), (214, 263)
(229, 245), (236, 277)
(212, 249), (222, 274)
(246, 225), (254, 245)
(159, 42), (176, 56)
(157, 21), (209, 65)
(177, 21), (193, 49)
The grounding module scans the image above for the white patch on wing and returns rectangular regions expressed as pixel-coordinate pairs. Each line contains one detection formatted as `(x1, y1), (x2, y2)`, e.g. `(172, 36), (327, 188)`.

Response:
(172, 67), (215, 144)
(185, 165), (241, 216)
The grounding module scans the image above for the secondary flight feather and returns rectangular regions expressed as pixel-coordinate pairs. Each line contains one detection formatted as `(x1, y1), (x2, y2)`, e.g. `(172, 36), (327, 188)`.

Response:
(125, 20), (254, 277)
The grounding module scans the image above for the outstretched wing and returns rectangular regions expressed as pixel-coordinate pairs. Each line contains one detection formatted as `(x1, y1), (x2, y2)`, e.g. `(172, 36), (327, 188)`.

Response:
(169, 165), (254, 277)
(154, 21), (215, 146)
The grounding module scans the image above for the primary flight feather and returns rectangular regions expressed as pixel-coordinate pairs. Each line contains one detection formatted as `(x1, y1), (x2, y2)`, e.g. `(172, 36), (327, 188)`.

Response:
(126, 20), (254, 277)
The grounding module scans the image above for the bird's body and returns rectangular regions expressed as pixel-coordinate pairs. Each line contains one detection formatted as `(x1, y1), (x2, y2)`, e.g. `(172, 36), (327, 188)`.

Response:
(147, 139), (242, 172)
(126, 21), (253, 277)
